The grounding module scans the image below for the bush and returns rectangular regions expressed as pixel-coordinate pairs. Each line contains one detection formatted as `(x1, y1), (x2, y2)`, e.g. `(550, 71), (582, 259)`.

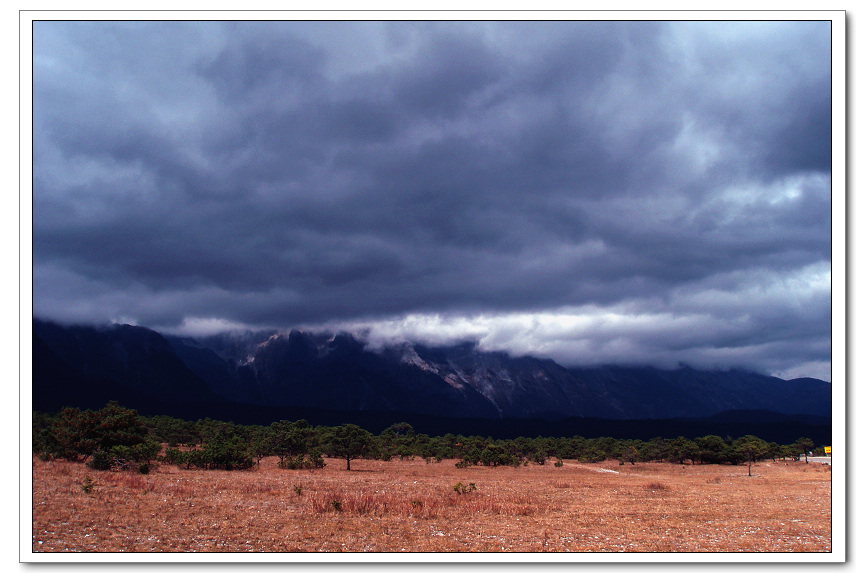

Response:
(162, 447), (189, 467)
(460, 446), (482, 466)
(200, 435), (254, 470)
(453, 481), (477, 495)
(277, 455), (306, 470)
(45, 402), (156, 465)
(278, 452), (325, 470)
(308, 451), (326, 469)
(86, 450), (115, 471)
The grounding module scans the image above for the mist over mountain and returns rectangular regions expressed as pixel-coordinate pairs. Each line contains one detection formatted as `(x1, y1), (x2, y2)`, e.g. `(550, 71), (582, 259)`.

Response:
(32, 319), (831, 434)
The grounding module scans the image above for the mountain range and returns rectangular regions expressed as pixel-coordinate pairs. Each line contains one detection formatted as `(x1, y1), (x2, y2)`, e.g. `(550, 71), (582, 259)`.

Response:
(31, 318), (831, 439)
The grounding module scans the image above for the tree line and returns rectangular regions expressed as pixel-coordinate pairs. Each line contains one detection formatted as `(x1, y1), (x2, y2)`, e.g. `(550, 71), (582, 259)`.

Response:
(33, 402), (823, 474)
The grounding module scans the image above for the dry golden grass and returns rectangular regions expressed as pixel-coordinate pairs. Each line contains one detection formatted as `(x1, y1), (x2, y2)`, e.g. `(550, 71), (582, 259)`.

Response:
(31, 455), (831, 554)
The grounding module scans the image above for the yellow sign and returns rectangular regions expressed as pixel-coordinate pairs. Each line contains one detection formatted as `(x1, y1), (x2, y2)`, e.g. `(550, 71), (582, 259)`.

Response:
(825, 446), (831, 454)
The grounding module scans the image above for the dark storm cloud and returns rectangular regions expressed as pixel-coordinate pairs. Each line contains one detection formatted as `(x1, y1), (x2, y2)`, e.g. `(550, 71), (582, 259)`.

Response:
(32, 19), (834, 380)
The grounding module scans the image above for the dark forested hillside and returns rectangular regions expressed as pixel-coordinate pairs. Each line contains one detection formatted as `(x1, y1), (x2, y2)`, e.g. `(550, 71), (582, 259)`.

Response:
(32, 319), (831, 441)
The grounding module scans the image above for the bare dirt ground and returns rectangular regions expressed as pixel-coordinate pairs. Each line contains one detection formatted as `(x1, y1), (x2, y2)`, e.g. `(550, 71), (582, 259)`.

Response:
(30, 455), (831, 554)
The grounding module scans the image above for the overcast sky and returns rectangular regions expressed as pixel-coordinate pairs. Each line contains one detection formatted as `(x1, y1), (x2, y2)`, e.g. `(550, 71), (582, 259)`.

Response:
(31, 19), (834, 381)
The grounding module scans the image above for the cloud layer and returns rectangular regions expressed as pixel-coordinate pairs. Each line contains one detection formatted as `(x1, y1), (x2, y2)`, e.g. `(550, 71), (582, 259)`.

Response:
(32, 20), (833, 380)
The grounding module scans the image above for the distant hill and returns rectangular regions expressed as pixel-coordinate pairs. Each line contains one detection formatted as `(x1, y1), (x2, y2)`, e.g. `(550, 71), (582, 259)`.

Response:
(31, 319), (831, 439)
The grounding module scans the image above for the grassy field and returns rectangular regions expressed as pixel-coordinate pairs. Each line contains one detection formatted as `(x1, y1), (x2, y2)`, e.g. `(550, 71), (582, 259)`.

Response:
(30, 454), (831, 554)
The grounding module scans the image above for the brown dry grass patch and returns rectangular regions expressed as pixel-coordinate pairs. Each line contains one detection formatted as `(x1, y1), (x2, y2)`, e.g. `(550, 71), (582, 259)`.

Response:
(31, 455), (831, 554)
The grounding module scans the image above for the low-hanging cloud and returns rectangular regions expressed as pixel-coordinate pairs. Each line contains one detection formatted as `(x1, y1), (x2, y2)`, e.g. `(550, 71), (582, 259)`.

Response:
(31, 19), (833, 381)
